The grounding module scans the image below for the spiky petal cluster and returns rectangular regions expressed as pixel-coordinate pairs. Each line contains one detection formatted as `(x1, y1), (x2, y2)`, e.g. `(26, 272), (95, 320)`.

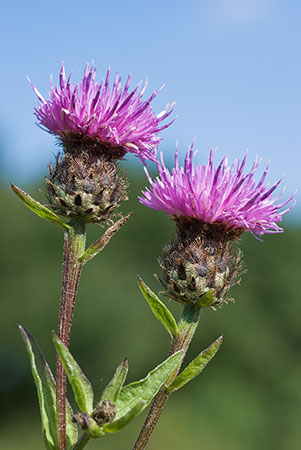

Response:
(29, 63), (175, 163)
(140, 144), (295, 236)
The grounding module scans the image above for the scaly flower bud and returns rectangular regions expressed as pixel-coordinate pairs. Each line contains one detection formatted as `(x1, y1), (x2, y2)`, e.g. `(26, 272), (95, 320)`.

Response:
(46, 141), (127, 223)
(93, 399), (117, 425)
(160, 218), (243, 307)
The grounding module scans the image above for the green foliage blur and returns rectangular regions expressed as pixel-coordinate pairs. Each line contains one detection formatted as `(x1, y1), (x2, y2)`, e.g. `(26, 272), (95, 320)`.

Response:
(0, 168), (300, 450)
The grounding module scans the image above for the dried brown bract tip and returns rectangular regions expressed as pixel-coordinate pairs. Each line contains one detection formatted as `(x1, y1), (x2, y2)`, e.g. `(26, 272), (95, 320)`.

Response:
(72, 412), (90, 429)
(160, 217), (245, 308)
(93, 399), (117, 425)
(60, 132), (128, 161)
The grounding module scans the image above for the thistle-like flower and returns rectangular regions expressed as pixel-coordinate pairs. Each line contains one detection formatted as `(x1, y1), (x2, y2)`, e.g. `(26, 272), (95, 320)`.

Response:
(29, 63), (174, 163)
(139, 144), (295, 307)
(29, 63), (174, 223)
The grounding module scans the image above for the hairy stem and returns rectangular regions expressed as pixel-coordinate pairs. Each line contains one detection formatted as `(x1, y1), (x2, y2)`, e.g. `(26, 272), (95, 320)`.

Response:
(57, 221), (86, 450)
(133, 304), (201, 450)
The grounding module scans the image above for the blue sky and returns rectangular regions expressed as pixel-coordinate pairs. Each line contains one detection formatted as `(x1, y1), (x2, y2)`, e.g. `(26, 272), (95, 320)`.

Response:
(1, 0), (300, 216)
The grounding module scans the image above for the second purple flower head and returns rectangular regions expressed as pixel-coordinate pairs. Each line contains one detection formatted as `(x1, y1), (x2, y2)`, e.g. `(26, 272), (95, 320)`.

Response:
(140, 143), (294, 236)
(139, 143), (295, 308)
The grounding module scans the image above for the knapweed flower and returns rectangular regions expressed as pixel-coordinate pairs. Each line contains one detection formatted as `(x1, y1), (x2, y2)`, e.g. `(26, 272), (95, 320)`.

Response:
(139, 144), (295, 308)
(29, 63), (175, 163)
(140, 143), (294, 236)
(29, 63), (175, 223)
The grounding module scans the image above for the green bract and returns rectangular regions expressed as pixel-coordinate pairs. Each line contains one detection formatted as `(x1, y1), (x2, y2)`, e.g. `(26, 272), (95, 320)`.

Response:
(79, 214), (132, 264)
(138, 277), (178, 339)
(11, 184), (70, 230)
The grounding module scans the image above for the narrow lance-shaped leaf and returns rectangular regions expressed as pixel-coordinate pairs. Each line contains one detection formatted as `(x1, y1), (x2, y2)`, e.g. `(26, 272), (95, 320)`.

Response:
(101, 357), (128, 403)
(138, 276), (178, 339)
(167, 336), (223, 394)
(113, 350), (184, 422)
(103, 401), (145, 434)
(19, 326), (78, 450)
(11, 184), (70, 231)
(52, 333), (94, 415)
(66, 404), (78, 450)
(79, 214), (132, 264)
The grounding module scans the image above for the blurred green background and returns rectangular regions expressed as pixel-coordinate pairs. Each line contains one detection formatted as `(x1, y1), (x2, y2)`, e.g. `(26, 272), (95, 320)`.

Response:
(0, 166), (300, 450)
(1, 1), (301, 448)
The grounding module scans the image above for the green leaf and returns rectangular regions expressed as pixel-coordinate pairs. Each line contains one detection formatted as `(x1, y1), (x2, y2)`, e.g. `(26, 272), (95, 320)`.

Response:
(101, 357), (128, 403)
(79, 214), (132, 264)
(53, 333), (94, 415)
(19, 325), (57, 450)
(19, 325), (78, 450)
(66, 404), (78, 450)
(11, 184), (70, 231)
(114, 350), (183, 422)
(103, 401), (144, 434)
(167, 336), (223, 394)
(138, 276), (178, 339)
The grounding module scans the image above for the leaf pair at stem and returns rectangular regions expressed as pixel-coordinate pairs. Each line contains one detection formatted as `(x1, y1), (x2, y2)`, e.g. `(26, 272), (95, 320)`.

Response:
(19, 277), (222, 450)
(11, 184), (131, 266)
(19, 325), (184, 450)
(138, 277), (223, 394)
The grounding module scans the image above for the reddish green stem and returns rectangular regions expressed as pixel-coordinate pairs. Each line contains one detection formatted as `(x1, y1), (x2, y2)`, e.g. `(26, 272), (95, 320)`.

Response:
(56, 222), (86, 450)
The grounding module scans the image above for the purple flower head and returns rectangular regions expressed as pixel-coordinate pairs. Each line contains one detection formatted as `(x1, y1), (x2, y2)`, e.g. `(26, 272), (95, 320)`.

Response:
(139, 143), (295, 236)
(29, 63), (175, 163)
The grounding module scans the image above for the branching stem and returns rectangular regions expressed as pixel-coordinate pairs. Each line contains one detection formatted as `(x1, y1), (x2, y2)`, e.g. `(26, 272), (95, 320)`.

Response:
(133, 304), (201, 450)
